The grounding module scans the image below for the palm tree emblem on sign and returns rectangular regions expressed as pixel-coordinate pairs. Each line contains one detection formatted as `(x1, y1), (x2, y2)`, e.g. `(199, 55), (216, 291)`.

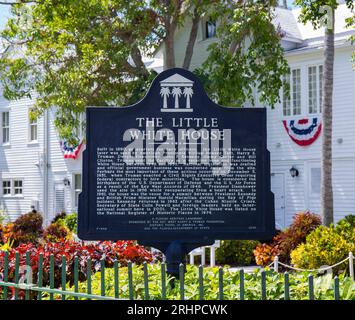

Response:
(160, 87), (170, 109)
(159, 73), (194, 112)
(183, 87), (193, 109)
(172, 87), (182, 109)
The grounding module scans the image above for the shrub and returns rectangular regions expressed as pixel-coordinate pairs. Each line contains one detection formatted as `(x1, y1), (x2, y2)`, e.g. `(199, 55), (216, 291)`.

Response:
(254, 211), (321, 266)
(43, 223), (72, 243)
(6, 212), (44, 246)
(64, 213), (77, 233)
(290, 226), (354, 274)
(51, 212), (77, 233)
(253, 243), (279, 266)
(0, 240), (154, 299)
(216, 240), (260, 266)
(335, 215), (355, 244)
(51, 211), (66, 224)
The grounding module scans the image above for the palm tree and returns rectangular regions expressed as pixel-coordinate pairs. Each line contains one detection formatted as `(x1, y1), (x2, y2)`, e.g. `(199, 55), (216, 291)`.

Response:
(183, 87), (193, 109)
(172, 87), (182, 108)
(160, 87), (170, 109)
(321, 8), (335, 226)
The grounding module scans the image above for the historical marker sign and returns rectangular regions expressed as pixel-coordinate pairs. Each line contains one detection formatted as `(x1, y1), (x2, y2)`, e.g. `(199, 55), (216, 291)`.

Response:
(78, 68), (275, 249)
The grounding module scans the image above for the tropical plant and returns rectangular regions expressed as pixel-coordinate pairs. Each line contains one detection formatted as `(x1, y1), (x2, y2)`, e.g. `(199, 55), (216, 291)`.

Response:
(51, 212), (77, 233)
(0, 240), (154, 299)
(43, 223), (72, 243)
(254, 211), (322, 266)
(0, 239), (14, 251)
(2, 212), (43, 246)
(290, 225), (354, 274)
(65, 265), (355, 300)
(335, 215), (355, 244)
(216, 240), (260, 266)
(64, 213), (78, 233)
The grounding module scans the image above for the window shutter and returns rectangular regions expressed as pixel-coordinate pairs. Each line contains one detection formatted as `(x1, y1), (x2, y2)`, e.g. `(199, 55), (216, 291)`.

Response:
(55, 186), (65, 214)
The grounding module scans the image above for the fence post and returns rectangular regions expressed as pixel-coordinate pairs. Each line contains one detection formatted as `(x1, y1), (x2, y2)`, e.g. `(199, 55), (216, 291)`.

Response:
(349, 252), (354, 281)
(308, 274), (314, 300)
(218, 267), (223, 301)
(334, 276), (340, 300)
(274, 256), (279, 273)
(210, 247), (216, 267)
(261, 270), (266, 300)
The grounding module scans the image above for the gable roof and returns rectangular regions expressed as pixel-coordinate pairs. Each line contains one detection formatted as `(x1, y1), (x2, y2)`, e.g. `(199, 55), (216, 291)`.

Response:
(274, 3), (355, 50)
(160, 73), (193, 86)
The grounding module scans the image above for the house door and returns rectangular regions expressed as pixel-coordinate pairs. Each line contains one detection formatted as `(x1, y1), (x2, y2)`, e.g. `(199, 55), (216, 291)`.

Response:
(271, 173), (286, 230)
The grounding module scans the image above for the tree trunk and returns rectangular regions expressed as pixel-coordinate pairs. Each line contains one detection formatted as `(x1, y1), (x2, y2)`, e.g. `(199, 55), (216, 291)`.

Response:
(165, 23), (176, 69)
(182, 7), (200, 70)
(321, 11), (335, 226)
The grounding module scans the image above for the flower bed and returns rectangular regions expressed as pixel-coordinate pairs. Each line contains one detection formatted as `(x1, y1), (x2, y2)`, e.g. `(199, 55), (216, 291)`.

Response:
(0, 240), (154, 299)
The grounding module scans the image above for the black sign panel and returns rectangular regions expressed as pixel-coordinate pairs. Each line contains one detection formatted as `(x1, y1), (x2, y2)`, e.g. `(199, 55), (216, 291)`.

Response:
(78, 68), (275, 243)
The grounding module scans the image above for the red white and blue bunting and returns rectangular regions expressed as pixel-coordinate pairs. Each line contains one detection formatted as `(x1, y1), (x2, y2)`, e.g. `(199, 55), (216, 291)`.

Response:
(282, 117), (322, 147)
(60, 139), (84, 159)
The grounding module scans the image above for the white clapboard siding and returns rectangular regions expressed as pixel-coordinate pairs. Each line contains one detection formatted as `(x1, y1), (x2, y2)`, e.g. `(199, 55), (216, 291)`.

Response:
(0, 97), (81, 223)
(0, 94), (43, 220)
(162, 4), (355, 227)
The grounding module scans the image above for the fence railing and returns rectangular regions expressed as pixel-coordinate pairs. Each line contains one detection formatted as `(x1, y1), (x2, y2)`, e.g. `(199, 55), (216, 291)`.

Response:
(0, 251), (354, 301)
(271, 252), (354, 281)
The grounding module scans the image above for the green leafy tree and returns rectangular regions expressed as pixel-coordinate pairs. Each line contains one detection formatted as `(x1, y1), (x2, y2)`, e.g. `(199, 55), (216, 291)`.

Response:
(197, 0), (290, 107)
(294, 0), (354, 226)
(0, 0), (289, 141)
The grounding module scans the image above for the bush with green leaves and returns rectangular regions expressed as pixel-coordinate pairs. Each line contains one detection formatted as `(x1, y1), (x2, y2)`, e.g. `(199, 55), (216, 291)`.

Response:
(64, 213), (78, 233)
(254, 211), (321, 267)
(51, 212), (77, 233)
(43, 223), (72, 243)
(216, 240), (260, 266)
(63, 264), (355, 300)
(335, 215), (355, 244)
(290, 225), (354, 274)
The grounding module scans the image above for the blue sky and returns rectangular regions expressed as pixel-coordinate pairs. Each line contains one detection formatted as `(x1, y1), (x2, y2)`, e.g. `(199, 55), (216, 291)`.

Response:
(0, 5), (10, 30)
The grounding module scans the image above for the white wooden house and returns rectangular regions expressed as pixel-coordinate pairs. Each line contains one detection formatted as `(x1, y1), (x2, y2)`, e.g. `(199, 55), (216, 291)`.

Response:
(1, 4), (355, 229)
(0, 92), (84, 224)
(155, 4), (355, 228)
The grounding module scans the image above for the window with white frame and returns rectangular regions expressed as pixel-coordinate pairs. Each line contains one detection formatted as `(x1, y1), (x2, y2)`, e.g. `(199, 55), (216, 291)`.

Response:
(2, 180), (11, 196)
(29, 109), (38, 142)
(14, 180), (23, 195)
(74, 174), (82, 208)
(205, 20), (216, 39)
(308, 65), (323, 114)
(292, 69), (301, 115)
(283, 68), (301, 116)
(1, 179), (23, 196)
(2, 111), (9, 144)
(283, 74), (291, 116)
